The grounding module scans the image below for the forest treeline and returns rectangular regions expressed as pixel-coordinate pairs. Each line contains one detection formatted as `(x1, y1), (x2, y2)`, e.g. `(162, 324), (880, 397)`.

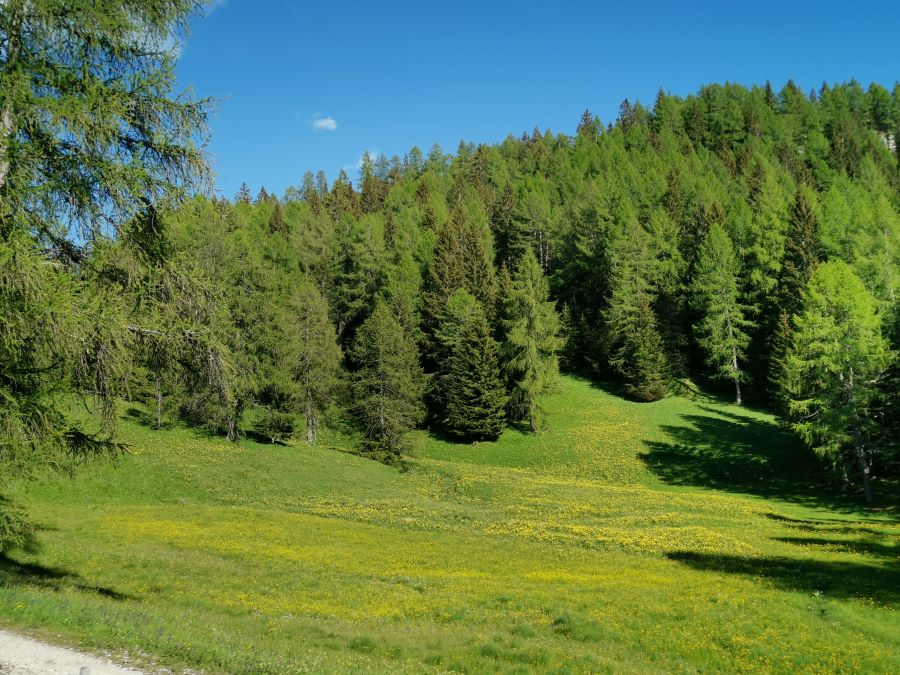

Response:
(106, 80), (900, 500)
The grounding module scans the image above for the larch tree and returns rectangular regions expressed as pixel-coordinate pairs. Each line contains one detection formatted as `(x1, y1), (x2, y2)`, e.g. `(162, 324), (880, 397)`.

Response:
(781, 262), (892, 504)
(692, 226), (755, 405)
(0, 0), (209, 549)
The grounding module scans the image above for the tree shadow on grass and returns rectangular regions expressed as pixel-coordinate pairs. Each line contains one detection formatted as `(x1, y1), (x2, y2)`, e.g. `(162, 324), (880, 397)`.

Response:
(773, 536), (899, 558)
(638, 406), (888, 512)
(0, 555), (131, 601)
(666, 550), (899, 604)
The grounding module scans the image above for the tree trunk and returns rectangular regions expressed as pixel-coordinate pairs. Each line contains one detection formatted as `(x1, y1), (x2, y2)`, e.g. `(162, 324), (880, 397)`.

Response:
(731, 344), (742, 405)
(154, 374), (163, 430)
(848, 368), (874, 504)
(305, 407), (317, 444)
(854, 442), (874, 505)
(0, 1), (23, 193)
(227, 416), (239, 442)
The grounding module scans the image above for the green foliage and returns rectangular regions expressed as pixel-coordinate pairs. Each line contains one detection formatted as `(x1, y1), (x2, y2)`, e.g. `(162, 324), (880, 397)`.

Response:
(782, 262), (892, 502)
(351, 303), (425, 462)
(501, 250), (562, 431)
(0, 0), (208, 549)
(424, 203), (496, 334)
(604, 218), (670, 401)
(0, 0), (209, 242)
(291, 281), (343, 444)
(435, 291), (507, 440)
(693, 226), (755, 404)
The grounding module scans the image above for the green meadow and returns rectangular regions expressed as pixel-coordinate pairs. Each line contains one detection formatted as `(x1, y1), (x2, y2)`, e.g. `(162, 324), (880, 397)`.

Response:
(1, 375), (897, 673)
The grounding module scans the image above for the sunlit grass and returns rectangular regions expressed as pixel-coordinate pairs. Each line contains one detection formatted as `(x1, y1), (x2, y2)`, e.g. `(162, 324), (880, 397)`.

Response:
(1, 376), (897, 673)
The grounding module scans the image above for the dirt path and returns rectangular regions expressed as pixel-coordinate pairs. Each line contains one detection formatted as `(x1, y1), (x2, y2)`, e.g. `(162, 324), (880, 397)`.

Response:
(0, 629), (143, 675)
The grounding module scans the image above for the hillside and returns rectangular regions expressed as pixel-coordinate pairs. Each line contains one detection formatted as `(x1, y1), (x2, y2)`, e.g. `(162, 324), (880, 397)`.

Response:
(1, 376), (897, 673)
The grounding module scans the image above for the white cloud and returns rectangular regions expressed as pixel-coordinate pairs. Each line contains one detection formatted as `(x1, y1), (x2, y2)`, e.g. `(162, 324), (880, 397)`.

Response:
(205, 0), (228, 15)
(312, 115), (337, 131)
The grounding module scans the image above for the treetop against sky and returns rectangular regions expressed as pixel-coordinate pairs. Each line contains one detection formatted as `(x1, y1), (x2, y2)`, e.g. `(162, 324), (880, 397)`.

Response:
(175, 0), (900, 197)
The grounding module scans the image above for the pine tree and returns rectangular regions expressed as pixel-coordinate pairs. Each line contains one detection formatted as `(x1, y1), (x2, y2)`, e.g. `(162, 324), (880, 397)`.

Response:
(255, 186), (270, 204)
(351, 303), (425, 463)
(605, 221), (670, 401)
(693, 226), (755, 404)
(434, 291), (507, 440)
(501, 250), (562, 432)
(781, 262), (891, 503)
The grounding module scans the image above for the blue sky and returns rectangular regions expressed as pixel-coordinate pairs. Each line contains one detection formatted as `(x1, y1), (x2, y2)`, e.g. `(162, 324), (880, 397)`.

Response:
(175, 0), (900, 199)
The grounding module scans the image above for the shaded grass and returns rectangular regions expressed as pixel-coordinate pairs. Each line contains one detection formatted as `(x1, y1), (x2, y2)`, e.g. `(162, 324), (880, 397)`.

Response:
(0, 375), (897, 673)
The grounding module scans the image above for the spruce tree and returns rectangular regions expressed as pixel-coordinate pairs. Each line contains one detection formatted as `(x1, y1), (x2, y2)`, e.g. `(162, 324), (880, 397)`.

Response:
(577, 109), (598, 141)
(693, 226), (755, 404)
(490, 182), (522, 266)
(435, 291), (507, 440)
(769, 187), (822, 405)
(269, 201), (288, 234)
(235, 182), (252, 204)
(291, 281), (342, 444)
(424, 204), (496, 334)
(605, 220), (670, 401)
(501, 250), (562, 432)
(351, 303), (425, 463)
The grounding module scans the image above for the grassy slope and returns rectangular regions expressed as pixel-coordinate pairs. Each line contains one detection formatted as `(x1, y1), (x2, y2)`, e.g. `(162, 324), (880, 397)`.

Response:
(0, 376), (897, 673)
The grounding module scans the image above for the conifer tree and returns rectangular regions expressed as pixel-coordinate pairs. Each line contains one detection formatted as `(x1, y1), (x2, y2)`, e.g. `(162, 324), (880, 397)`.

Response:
(501, 250), (562, 431)
(577, 109), (599, 141)
(769, 187), (822, 404)
(605, 221), (670, 401)
(764, 80), (777, 109)
(291, 281), (342, 444)
(0, 0), (209, 549)
(693, 226), (755, 404)
(269, 201), (288, 234)
(435, 291), (507, 440)
(491, 182), (522, 266)
(327, 170), (359, 223)
(777, 188), (822, 315)
(236, 182), (252, 204)
(351, 303), (425, 463)
(781, 262), (891, 503)
(424, 204), (496, 333)
(299, 172), (321, 214)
